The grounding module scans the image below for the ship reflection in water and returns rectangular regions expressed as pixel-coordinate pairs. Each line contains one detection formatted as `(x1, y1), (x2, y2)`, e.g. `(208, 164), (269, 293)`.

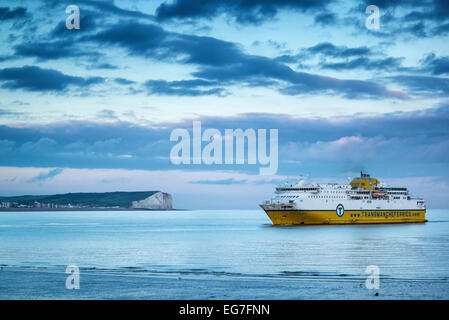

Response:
(0, 209), (448, 299)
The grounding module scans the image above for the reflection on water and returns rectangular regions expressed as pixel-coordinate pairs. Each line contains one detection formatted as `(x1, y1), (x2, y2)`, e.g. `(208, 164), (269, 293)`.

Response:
(0, 209), (448, 280)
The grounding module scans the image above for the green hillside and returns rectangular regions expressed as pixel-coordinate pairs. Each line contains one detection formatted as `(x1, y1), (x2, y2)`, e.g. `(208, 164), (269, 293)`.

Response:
(0, 191), (159, 208)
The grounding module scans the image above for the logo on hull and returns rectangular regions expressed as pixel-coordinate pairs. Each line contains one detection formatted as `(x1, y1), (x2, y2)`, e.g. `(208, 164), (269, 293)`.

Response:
(336, 204), (345, 217)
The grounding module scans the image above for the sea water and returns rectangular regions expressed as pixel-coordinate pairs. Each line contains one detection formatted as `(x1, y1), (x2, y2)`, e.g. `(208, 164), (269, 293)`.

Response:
(0, 209), (448, 299)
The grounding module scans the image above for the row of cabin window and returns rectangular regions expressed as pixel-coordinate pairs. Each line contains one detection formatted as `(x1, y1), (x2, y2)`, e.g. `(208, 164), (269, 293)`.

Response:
(309, 196), (345, 198)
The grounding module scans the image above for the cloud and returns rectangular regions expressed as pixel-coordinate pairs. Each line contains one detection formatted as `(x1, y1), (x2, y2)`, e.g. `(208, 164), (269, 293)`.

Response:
(314, 12), (337, 26)
(0, 140), (15, 152)
(305, 42), (372, 58)
(0, 66), (104, 92)
(19, 138), (57, 153)
(0, 7), (27, 21)
(49, 9), (99, 38)
(421, 53), (449, 75)
(8, 8), (106, 61)
(76, 0), (154, 20)
(40, 0), (154, 21)
(0, 109), (24, 117)
(0, 105), (448, 177)
(290, 136), (389, 162)
(144, 79), (226, 96)
(433, 22), (449, 36)
(276, 42), (404, 72)
(401, 0), (449, 22)
(189, 178), (247, 185)
(153, 0), (446, 40)
(114, 78), (135, 85)
(352, 0), (449, 39)
(85, 22), (405, 99)
(193, 55), (407, 99)
(89, 63), (118, 70)
(87, 22), (243, 65)
(155, 0), (332, 24)
(29, 168), (64, 182)
(320, 57), (403, 72)
(11, 9), (107, 62)
(13, 40), (101, 61)
(96, 109), (119, 120)
(387, 75), (449, 96)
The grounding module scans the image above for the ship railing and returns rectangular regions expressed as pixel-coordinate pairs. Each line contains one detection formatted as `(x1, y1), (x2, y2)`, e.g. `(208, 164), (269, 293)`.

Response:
(261, 200), (295, 209)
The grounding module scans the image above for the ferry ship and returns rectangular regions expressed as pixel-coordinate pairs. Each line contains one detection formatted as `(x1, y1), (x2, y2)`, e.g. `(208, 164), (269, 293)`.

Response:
(260, 172), (426, 225)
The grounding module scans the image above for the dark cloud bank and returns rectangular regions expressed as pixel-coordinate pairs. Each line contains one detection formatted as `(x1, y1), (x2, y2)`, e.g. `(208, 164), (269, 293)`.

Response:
(1, 106), (448, 177)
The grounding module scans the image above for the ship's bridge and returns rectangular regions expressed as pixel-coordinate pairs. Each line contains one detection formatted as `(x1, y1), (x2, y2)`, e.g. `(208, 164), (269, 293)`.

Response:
(350, 172), (379, 190)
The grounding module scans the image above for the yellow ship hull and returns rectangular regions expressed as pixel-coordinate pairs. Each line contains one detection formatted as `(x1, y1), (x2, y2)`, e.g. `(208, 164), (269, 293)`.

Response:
(263, 209), (427, 225)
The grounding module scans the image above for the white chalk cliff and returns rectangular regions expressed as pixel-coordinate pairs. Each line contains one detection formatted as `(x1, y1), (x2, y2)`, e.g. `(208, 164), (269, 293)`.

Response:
(131, 192), (172, 209)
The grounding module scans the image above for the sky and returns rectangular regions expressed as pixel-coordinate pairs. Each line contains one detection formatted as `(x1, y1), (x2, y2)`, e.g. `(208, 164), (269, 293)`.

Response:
(0, 0), (448, 208)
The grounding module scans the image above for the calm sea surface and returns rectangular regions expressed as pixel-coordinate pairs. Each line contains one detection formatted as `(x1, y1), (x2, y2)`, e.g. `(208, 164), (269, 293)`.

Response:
(0, 209), (448, 299)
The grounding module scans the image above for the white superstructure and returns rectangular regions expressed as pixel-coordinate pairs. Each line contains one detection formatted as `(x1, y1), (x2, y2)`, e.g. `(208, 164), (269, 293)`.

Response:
(263, 177), (425, 211)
